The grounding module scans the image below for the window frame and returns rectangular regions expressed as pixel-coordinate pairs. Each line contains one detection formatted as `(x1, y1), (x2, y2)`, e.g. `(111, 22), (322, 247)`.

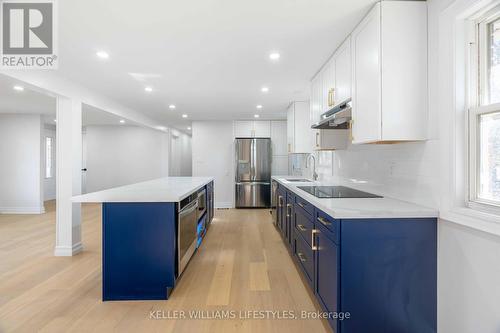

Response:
(467, 4), (500, 214)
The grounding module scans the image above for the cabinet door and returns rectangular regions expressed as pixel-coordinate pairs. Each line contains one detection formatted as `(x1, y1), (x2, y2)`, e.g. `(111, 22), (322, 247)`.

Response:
(334, 37), (351, 105)
(286, 104), (295, 153)
(310, 73), (323, 125)
(315, 228), (339, 332)
(271, 120), (288, 155)
(253, 121), (271, 138)
(234, 121), (254, 138)
(351, 3), (381, 144)
(322, 59), (335, 113)
(293, 101), (312, 154)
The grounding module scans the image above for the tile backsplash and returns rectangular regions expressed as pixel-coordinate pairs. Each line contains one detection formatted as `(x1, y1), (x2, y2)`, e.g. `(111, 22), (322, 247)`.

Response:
(290, 140), (440, 208)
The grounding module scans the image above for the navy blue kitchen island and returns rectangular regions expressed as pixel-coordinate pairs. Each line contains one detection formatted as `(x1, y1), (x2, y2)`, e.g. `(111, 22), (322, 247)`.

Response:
(72, 177), (215, 301)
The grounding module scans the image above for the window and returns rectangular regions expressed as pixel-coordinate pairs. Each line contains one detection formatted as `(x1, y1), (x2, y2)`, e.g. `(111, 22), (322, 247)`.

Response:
(45, 137), (53, 178)
(469, 5), (500, 209)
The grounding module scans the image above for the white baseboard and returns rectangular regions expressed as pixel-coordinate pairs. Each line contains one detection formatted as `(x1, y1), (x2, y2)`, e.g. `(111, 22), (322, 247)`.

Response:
(216, 202), (233, 209)
(0, 206), (45, 214)
(54, 242), (83, 256)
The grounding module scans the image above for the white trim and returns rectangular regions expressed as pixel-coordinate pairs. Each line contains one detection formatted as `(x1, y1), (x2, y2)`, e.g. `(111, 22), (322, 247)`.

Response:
(441, 207), (500, 236)
(54, 242), (83, 256)
(215, 202), (233, 209)
(0, 206), (45, 214)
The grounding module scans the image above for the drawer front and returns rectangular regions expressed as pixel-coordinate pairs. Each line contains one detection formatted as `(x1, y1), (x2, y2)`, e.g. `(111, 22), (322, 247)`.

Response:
(293, 233), (314, 287)
(294, 206), (314, 247)
(315, 209), (339, 243)
(295, 195), (314, 216)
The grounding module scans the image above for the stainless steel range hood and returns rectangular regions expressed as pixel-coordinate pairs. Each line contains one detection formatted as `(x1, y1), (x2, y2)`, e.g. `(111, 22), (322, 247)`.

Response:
(311, 99), (352, 130)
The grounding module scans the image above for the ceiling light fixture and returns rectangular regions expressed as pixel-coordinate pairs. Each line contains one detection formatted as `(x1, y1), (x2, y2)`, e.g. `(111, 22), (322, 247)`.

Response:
(182, 114), (188, 118)
(54, 119), (57, 122)
(256, 105), (263, 109)
(187, 127), (191, 130)
(144, 86), (153, 93)
(269, 52), (280, 60)
(261, 87), (269, 93)
(13, 85), (24, 91)
(96, 51), (109, 59)
(169, 104), (176, 109)
(119, 119), (125, 124)
(254, 114), (260, 118)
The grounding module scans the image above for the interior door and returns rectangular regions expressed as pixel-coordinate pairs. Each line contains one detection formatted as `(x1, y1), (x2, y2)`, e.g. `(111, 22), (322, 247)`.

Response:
(251, 139), (271, 182)
(235, 138), (252, 182)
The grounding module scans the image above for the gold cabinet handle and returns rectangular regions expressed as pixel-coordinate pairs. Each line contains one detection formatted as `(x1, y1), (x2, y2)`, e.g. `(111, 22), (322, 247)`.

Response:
(278, 196), (283, 207)
(286, 204), (292, 217)
(317, 217), (332, 226)
(297, 224), (307, 232)
(315, 132), (320, 147)
(298, 202), (306, 209)
(311, 229), (319, 250)
(297, 252), (307, 262)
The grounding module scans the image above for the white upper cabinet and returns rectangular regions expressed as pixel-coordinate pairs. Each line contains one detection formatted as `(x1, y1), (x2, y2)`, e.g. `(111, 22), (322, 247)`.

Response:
(351, 1), (427, 144)
(234, 121), (255, 137)
(322, 58), (335, 114)
(287, 101), (312, 154)
(253, 121), (271, 137)
(351, 7), (382, 143)
(271, 120), (288, 156)
(334, 37), (351, 105)
(233, 120), (271, 138)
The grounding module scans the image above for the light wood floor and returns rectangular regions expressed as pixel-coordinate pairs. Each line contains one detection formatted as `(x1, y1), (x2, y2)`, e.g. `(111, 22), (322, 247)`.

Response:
(0, 202), (329, 333)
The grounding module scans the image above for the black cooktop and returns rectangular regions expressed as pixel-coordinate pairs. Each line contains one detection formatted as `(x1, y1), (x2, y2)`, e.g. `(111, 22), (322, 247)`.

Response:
(297, 186), (382, 198)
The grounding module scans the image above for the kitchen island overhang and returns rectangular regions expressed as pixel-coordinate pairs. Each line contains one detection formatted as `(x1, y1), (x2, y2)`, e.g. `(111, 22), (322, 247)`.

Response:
(72, 177), (215, 301)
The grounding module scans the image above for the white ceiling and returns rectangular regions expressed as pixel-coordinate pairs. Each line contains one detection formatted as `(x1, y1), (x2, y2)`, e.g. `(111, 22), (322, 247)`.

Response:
(0, 75), (142, 127)
(55, 0), (376, 131)
(2, 0), (377, 132)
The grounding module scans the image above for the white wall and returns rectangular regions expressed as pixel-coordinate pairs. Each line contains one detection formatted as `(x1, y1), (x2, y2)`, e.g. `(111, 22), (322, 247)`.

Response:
(43, 125), (57, 201)
(293, 0), (500, 331)
(83, 125), (169, 193)
(192, 121), (234, 208)
(169, 130), (192, 177)
(0, 114), (44, 213)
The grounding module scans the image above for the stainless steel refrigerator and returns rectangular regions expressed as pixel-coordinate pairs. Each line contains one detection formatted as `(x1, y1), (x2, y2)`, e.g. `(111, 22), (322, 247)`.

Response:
(235, 138), (271, 208)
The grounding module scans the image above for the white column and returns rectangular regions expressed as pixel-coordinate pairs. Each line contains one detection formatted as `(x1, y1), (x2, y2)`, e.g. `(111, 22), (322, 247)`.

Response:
(54, 97), (83, 256)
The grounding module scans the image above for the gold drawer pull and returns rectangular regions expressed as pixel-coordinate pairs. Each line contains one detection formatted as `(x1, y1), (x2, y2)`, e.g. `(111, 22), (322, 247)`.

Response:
(297, 253), (307, 262)
(317, 217), (332, 226)
(298, 202), (306, 208)
(297, 224), (307, 232)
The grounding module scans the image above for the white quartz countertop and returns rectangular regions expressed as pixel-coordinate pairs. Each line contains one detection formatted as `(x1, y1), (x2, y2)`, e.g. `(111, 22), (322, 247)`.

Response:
(272, 176), (438, 219)
(72, 177), (214, 203)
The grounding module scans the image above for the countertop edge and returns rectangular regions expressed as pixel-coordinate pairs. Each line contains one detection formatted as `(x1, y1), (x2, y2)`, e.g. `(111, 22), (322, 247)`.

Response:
(272, 176), (439, 219)
(72, 177), (215, 203)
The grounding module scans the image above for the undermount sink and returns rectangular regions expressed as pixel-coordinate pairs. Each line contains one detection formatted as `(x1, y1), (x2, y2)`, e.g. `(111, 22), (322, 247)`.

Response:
(285, 178), (312, 182)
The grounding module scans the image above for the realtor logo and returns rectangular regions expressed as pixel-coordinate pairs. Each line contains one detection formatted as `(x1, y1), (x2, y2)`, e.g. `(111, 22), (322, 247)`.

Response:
(1, 0), (58, 69)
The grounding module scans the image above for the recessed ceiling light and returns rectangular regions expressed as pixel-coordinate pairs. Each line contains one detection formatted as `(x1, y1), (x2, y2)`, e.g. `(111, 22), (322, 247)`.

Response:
(254, 114), (260, 118)
(256, 105), (263, 109)
(187, 127), (192, 130)
(13, 85), (24, 91)
(119, 119), (125, 124)
(144, 86), (153, 93)
(269, 52), (280, 60)
(261, 87), (269, 93)
(169, 104), (176, 109)
(54, 119), (57, 122)
(182, 114), (188, 118)
(96, 51), (109, 59)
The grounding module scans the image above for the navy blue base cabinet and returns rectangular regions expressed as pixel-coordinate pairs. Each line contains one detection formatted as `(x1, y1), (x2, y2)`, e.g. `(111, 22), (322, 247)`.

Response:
(274, 182), (437, 333)
(102, 202), (177, 301)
